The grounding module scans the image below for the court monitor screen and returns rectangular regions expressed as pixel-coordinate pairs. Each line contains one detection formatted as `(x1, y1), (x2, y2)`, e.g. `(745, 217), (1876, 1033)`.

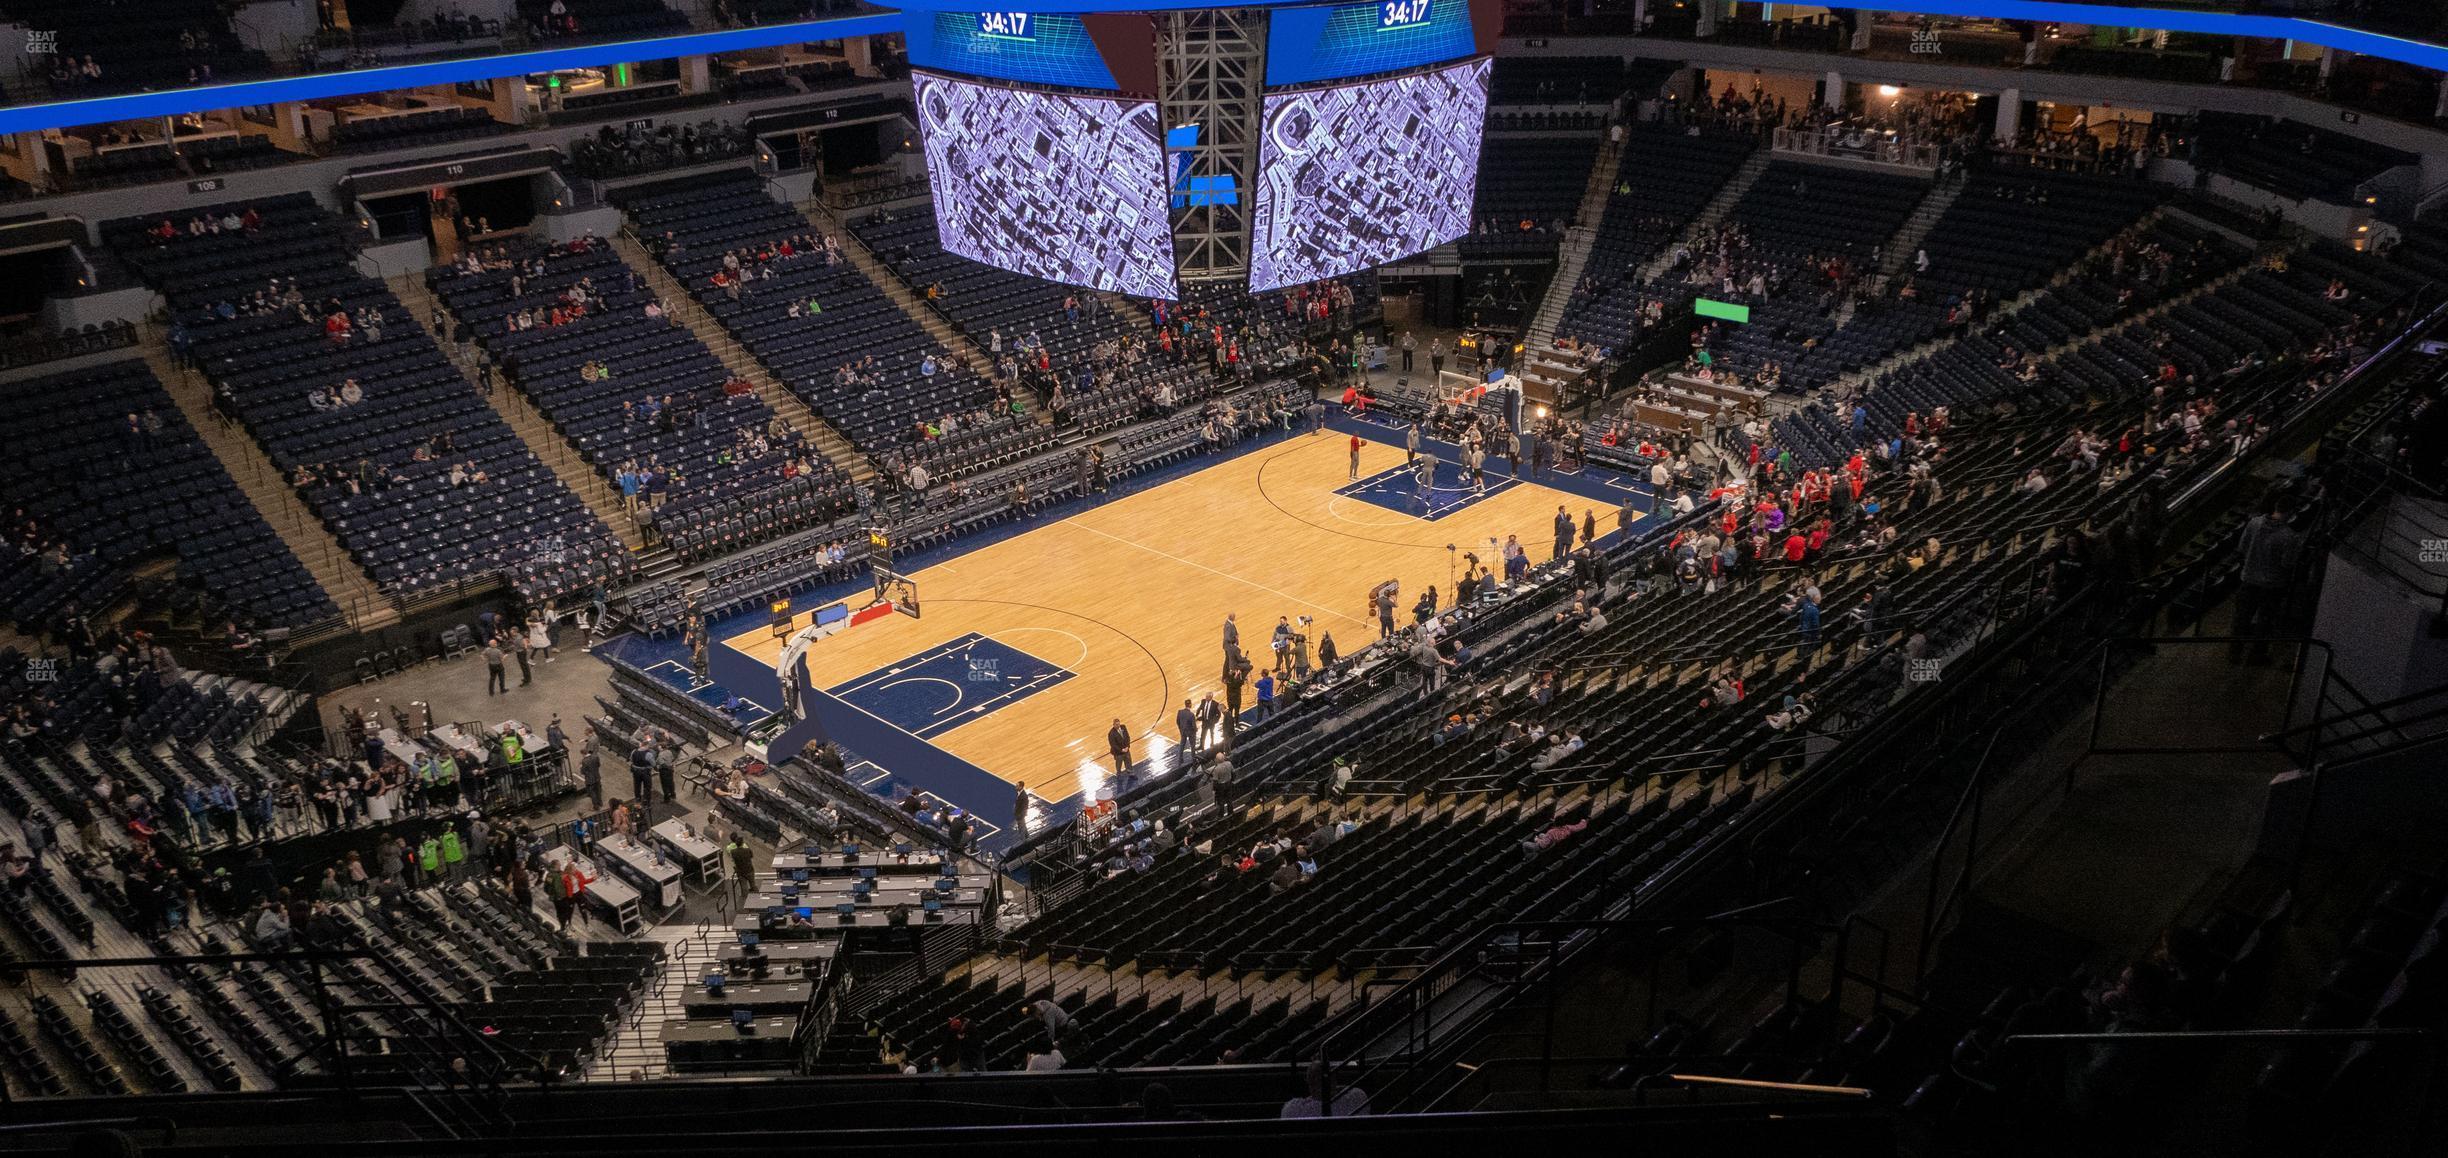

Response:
(1249, 57), (1491, 293)
(911, 69), (1179, 300)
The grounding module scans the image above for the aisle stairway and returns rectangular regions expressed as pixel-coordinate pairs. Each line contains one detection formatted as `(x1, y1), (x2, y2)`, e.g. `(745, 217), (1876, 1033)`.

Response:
(1836, 205), (2173, 391)
(132, 324), (398, 631)
(1524, 128), (1630, 346)
(390, 275), (649, 554)
(796, 196), (997, 379)
(1633, 148), (1772, 285)
(1873, 172), (1967, 284)
(604, 232), (878, 483)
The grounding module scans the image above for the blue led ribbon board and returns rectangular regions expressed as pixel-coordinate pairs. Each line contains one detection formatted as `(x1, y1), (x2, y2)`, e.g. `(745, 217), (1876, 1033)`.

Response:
(1266, 0), (1481, 86)
(908, 11), (1122, 91)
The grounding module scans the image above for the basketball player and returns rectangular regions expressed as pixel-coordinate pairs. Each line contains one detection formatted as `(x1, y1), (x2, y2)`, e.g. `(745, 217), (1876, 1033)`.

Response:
(1414, 452), (1437, 515)
(1466, 442), (1486, 493)
(1349, 433), (1363, 481)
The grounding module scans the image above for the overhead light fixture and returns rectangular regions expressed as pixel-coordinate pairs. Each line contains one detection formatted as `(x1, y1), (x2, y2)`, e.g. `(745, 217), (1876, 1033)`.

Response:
(1877, 85), (1901, 97)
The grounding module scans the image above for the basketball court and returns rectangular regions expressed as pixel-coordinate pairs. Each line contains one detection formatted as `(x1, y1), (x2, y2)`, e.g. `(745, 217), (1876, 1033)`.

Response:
(722, 419), (1647, 807)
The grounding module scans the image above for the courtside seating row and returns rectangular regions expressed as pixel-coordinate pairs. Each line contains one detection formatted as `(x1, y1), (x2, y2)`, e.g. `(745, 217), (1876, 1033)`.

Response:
(623, 383), (1277, 636)
(99, 195), (628, 604)
(0, 360), (333, 631)
(608, 665), (725, 748)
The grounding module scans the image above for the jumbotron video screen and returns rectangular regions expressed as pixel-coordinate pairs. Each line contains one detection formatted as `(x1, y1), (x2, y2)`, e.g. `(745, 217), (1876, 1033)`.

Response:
(911, 69), (1179, 300)
(1248, 56), (1491, 293)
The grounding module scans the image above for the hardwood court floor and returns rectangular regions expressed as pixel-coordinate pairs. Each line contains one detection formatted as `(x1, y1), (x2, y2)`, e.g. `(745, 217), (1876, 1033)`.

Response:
(724, 429), (1626, 803)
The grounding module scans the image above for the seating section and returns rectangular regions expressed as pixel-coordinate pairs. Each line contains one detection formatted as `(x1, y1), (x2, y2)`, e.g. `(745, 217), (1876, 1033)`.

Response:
(1487, 56), (1628, 106)
(1461, 134), (1599, 259)
(330, 106), (509, 154)
(180, 133), (292, 175)
(839, 209), (2434, 1070)
(516, 0), (688, 39)
(1, 320), (139, 371)
(1670, 162), (1932, 387)
(848, 201), (1229, 443)
(0, 360), (335, 632)
(1559, 124), (1758, 349)
(427, 237), (854, 562)
(1780, 232), (2426, 469)
(2199, 114), (2417, 205)
(615, 172), (965, 458)
(621, 382), (1287, 635)
(568, 119), (754, 179)
(101, 193), (632, 605)
(10, 0), (270, 98)
(830, 971), (1312, 1073)
(1779, 168), (2164, 390)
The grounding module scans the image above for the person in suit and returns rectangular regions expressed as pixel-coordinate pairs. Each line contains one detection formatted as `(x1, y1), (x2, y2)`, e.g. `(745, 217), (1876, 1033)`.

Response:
(1176, 700), (1199, 761)
(1221, 613), (1239, 665)
(1105, 719), (1131, 776)
(1221, 660), (1249, 751)
(1197, 694), (1224, 751)
(1013, 782), (1032, 837)
(1553, 506), (1576, 559)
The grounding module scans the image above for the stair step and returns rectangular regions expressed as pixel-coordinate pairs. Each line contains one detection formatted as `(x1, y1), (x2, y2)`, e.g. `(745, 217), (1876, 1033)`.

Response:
(392, 275), (648, 553)
(797, 197), (999, 381)
(133, 322), (398, 631)
(605, 231), (878, 483)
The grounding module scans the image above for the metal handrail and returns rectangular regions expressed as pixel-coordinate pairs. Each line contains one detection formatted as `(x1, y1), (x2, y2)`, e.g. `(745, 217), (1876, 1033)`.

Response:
(2258, 678), (2448, 744)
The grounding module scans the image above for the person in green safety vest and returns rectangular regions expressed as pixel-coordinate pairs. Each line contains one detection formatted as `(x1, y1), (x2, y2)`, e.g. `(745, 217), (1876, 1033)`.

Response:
(418, 834), (443, 887)
(434, 754), (460, 814)
(499, 732), (525, 765)
(414, 754), (439, 815)
(439, 826), (466, 883)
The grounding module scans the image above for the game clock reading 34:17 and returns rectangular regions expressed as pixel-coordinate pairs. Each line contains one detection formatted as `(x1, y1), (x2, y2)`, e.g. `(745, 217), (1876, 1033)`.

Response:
(1379, 0), (1433, 29)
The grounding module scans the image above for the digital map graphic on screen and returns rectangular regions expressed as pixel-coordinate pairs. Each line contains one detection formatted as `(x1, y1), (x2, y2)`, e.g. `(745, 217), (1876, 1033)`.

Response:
(912, 70), (1179, 300)
(1249, 56), (1491, 293)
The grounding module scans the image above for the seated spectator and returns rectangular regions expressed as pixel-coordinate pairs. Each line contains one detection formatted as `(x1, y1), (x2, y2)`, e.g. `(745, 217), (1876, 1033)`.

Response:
(1524, 815), (1589, 856)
